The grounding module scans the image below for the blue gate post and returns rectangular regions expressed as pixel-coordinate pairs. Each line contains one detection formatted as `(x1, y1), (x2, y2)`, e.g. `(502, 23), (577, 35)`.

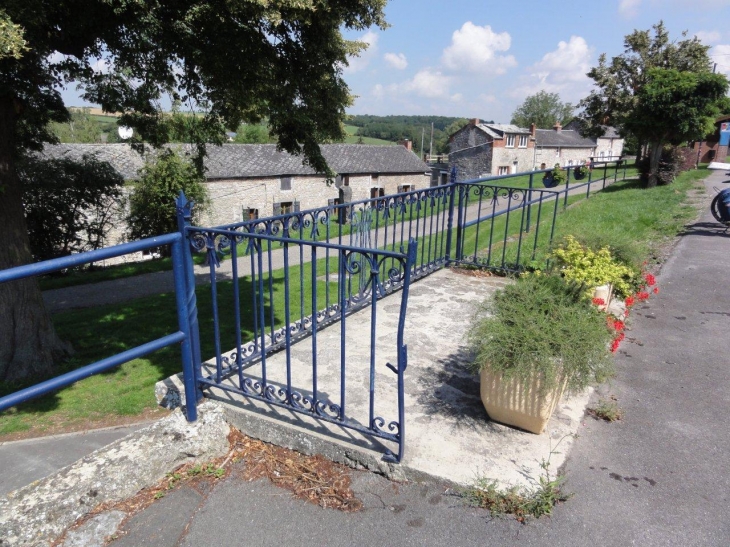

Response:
(526, 171), (535, 232)
(393, 238), (417, 463)
(175, 192), (204, 416)
(444, 166), (458, 263)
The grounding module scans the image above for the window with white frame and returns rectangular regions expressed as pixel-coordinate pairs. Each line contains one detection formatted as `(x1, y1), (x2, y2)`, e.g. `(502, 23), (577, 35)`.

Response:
(497, 166), (509, 175)
(518, 135), (528, 148)
(280, 176), (292, 191)
(506, 135), (515, 148)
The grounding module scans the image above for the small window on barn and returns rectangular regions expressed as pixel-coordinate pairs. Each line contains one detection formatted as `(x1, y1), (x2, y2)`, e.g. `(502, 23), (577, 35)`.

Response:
(519, 135), (528, 148)
(343, 176), (350, 186)
(246, 208), (259, 220)
(280, 177), (292, 191)
(506, 135), (515, 148)
(497, 166), (509, 175)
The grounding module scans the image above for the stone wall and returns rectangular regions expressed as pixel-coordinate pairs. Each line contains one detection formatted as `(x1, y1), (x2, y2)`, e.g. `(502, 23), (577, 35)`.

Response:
(533, 147), (595, 170)
(492, 147), (536, 175)
(449, 143), (493, 181)
(450, 125), (490, 152)
(594, 137), (624, 160)
(97, 172), (428, 263)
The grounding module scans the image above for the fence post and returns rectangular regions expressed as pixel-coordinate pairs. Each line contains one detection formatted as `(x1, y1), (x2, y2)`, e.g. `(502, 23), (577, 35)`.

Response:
(444, 181), (456, 263)
(175, 191), (204, 408)
(526, 172), (534, 232)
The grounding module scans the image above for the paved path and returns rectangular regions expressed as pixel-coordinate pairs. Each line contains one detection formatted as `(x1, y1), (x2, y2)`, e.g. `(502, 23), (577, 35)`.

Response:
(107, 169), (730, 546)
(5, 169), (726, 546)
(43, 175), (619, 313)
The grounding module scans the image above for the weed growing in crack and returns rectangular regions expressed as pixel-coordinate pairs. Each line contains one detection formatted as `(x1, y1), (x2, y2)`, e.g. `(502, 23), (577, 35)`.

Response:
(589, 397), (623, 422)
(463, 435), (573, 522)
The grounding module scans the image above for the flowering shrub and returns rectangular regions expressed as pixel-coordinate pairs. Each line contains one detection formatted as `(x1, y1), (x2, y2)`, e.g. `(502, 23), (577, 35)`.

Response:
(593, 267), (660, 353)
(551, 236), (638, 298)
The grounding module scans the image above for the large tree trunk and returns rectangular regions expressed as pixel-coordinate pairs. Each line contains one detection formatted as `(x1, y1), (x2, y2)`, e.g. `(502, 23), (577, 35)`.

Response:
(0, 97), (70, 384)
(646, 141), (663, 188)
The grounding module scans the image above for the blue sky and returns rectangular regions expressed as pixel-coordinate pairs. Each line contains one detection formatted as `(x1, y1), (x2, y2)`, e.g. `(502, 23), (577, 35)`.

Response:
(61, 0), (730, 123)
(341, 0), (730, 121)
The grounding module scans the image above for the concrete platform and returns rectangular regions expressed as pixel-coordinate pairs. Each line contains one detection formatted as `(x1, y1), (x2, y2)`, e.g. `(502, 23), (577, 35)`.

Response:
(200, 268), (591, 488)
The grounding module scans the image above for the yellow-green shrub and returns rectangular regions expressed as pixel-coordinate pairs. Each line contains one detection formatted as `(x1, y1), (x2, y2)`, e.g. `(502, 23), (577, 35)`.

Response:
(551, 236), (637, 298)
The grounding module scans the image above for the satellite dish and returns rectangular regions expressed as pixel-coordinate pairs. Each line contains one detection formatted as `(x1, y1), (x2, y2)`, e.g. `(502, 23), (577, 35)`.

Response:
(118, 126), (133, 140)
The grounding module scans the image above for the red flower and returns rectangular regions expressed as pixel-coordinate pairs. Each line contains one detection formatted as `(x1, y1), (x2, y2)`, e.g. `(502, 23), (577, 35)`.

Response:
(653, 287), (659, 294)
(637, 291), (650, 301)
(592, 297), (606, 306)
(625, 296), (635, 307)
(613, 320), (625, 332)
(644, 273), (656, 286)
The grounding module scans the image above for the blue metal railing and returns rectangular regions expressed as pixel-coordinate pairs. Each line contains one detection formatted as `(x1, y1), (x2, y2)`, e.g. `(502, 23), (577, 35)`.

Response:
(0, 233), (200, 420)
(178, 189), (418, 461)
(0, 159), (628, 463)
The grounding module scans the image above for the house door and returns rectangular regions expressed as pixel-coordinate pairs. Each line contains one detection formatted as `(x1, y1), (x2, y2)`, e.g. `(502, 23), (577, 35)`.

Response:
(512, 161), (518, 174)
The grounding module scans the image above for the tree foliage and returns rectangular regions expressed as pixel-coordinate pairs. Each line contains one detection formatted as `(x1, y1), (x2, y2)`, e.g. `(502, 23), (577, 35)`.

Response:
(1, 0), (387, 382)
(510, 91), (574, 129)
(127, 149), (209, 248)
(347, 115), (472, 154)
(20, 154), (124, 260)
(580, 21), (728, 187)
(50, 108), (103, 143)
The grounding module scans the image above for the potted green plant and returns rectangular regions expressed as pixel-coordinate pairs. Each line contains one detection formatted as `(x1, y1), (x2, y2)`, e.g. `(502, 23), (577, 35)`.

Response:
(467, 274), (614, 434)
(542, 163), (565, 188)
(573, 163), (589, 180)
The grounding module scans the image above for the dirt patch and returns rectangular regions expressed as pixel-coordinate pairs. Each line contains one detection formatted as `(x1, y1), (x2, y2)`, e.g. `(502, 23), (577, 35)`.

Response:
(448, 266), (504, 279)
(54, 428), (361, 546)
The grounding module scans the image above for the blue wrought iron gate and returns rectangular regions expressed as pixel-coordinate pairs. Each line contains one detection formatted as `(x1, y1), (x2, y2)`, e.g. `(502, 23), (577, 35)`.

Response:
(0, 161), (627, 463)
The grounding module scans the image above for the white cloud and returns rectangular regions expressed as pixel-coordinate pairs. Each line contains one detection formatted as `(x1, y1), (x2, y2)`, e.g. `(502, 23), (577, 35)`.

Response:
(450, 93), (463, 102)
(695, 30), (723, 45)
(511, 36), (594, 102)
(344, 31), (379, 74)
(618, 0), (641, 18)
(372, 69), (452, 100)
(384, 52), (408, 70)
(441, 22), (517, 74)
(403, 69), (452, 98)
(711, 44), (730, 76)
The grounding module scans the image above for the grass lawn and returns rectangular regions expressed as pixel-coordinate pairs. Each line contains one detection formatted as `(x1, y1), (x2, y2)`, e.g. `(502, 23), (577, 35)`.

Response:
(1, 260), (336, 438)
(2, 166), (710, 439)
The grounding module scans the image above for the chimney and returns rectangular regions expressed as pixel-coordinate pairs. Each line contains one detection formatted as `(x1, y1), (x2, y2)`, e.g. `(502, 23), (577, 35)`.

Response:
(399, 139), (412, 151)
(530, 123), (536, 138)
(470, 118), (480, 126)
(553, 121), (562, 132)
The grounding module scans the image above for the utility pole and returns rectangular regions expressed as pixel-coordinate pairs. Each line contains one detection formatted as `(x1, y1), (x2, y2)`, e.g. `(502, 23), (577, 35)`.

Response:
(421, 127), (425, 160)
(429, 122), (434, 161)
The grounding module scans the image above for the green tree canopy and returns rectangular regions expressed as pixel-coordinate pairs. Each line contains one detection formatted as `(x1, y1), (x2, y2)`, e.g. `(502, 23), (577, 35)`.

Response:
(127, 149), (209, 251)
(20, 154), (124, 260)
(0, 0), (387, 383)
(625, 67), (728, 184)
(579, 21), (723, 186)
(510, 91), (574, 129)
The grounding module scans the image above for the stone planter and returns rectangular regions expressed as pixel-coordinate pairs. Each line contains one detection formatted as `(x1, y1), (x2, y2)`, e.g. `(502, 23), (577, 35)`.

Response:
(593, 283), (613, 310)
(479, 368), (567, 434)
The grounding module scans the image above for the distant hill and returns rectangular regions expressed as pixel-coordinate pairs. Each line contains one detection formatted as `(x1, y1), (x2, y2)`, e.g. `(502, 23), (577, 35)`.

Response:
(346, 115), (493, 154)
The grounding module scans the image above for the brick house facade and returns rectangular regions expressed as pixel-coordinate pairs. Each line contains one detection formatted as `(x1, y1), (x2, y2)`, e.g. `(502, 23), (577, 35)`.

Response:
(689, 115), (730, 164)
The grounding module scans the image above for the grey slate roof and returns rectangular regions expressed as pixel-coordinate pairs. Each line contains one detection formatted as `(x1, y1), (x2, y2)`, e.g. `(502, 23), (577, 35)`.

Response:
(40, 143), (429, 180)
(477, 123), (532, 139)
(38, 144), (146, 180)
(534, 129), (597, 148)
